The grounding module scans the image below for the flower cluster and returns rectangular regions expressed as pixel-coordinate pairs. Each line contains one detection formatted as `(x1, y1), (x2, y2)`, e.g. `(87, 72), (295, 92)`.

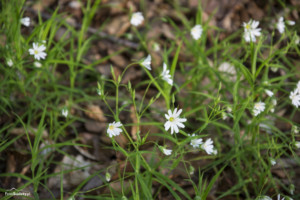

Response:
(253, 101), (266, 116)
(289, 81), (300, 108)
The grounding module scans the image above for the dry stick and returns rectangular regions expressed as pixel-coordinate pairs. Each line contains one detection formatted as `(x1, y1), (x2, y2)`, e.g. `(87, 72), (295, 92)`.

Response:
(25, 7), (140, 49)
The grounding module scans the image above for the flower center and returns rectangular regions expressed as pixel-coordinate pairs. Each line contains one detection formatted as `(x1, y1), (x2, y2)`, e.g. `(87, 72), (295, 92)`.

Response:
(34, 50), (39, 55)
(109, 125), (114, 130)
(245, 24), (251, 30)
(169, 117), (174, 122)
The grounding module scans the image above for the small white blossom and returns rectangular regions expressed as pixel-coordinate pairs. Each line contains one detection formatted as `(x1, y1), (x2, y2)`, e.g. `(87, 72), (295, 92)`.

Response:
(286, 20), (295, 26)
(107, 121), (122, 138)
(202, 138), (214, 155)
(295, 142), (300, 148)
(265, 89), (274, 97)
(105, 172), (111, 182)
(191, 25), (203, 40)
(289, 90), (300, 108)
(277, 17), (285, 34)
(34, 61), (42, 68)
(164, 108), (187, 134)
(272, 99), (277, 106)
(161, 63), (173, 85)
(141, 54), (151, 70)
(29, 43), (47, 60)
(190, 134), (203, 148)
(253, 102), (266, 116)
(130, 12), (144, 26)
(21, 17), (30, 27)
(161, 147), (172, 156)
(270, 158), (276, 166)
(7, 59), (13, 67)
(62, 108), (68, 117)
(243, 20), (261, 42)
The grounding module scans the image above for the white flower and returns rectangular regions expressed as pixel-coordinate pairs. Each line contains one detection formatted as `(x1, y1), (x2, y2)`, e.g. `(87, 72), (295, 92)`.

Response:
(270, 158), (276, 166)
(107, 121), (122, 138)
(272, 99), (277, 106)
(20, 17), (30, 27)
(141, 54), (151, 70)
(191, 25), (203, 40)
(190, 134), (203, 148)
(62, 108), (68, 117)
(161, 63), (173, 85)
(29, 43), (47, 60)
(295, 36), (300, 45)
(202, 138), (214, 155)
(34, 61), (42, 68)
(277, 17), (285, 34)
(161, 147), (172, 156)
(243, 20), (261, 42)
(289, 90), (300, 108)
(105, 172), (111, 182)
(265, 89), (274, 97)
(253, 102), (266, 116)
(7, 59), (13, 67)
(164, 108), (187, 134)
(218, 62), (237, 81)
(286, 20), (295, 26)
(295, 142), (300, 148)
(130, 12), (144, 26)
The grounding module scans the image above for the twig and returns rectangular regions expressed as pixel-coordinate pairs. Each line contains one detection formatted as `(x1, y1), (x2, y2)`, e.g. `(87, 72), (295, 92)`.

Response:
(25, 7), (139, 49)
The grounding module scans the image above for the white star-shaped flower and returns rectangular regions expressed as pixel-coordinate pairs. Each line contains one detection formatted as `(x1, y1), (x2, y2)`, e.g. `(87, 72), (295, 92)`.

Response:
(164, 108), (187, 134)
(270, 158), (276, 166)
(243, 20), (261, 42)
(29, 43), (47, 60)
(265, 89), (274, 97)
(189, 134), (203, 148)
(34, 61), (42, 68)
(141, 54), (151, 70)
(290, 90), (300, 108)
(161, 147), (172, 156)
(202, 138), (214, 155)
(7, 59), (13, 67)
(276, 17), (285, 34)
(295, 142), (300, 148)
(161, 63), (173, 85)
(62, 108), (68, 118)
(107, 121), (122, 138)
(130, 12), (144, 26)
(21, 17), (30, 27)
(253, 101), (266, 116)
(191, 25), (203, 40)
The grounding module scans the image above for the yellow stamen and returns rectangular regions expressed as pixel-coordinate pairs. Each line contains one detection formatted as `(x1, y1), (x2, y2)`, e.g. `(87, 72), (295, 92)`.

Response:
(109, 125), (114, 130)
(169, 117), (174, 122)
